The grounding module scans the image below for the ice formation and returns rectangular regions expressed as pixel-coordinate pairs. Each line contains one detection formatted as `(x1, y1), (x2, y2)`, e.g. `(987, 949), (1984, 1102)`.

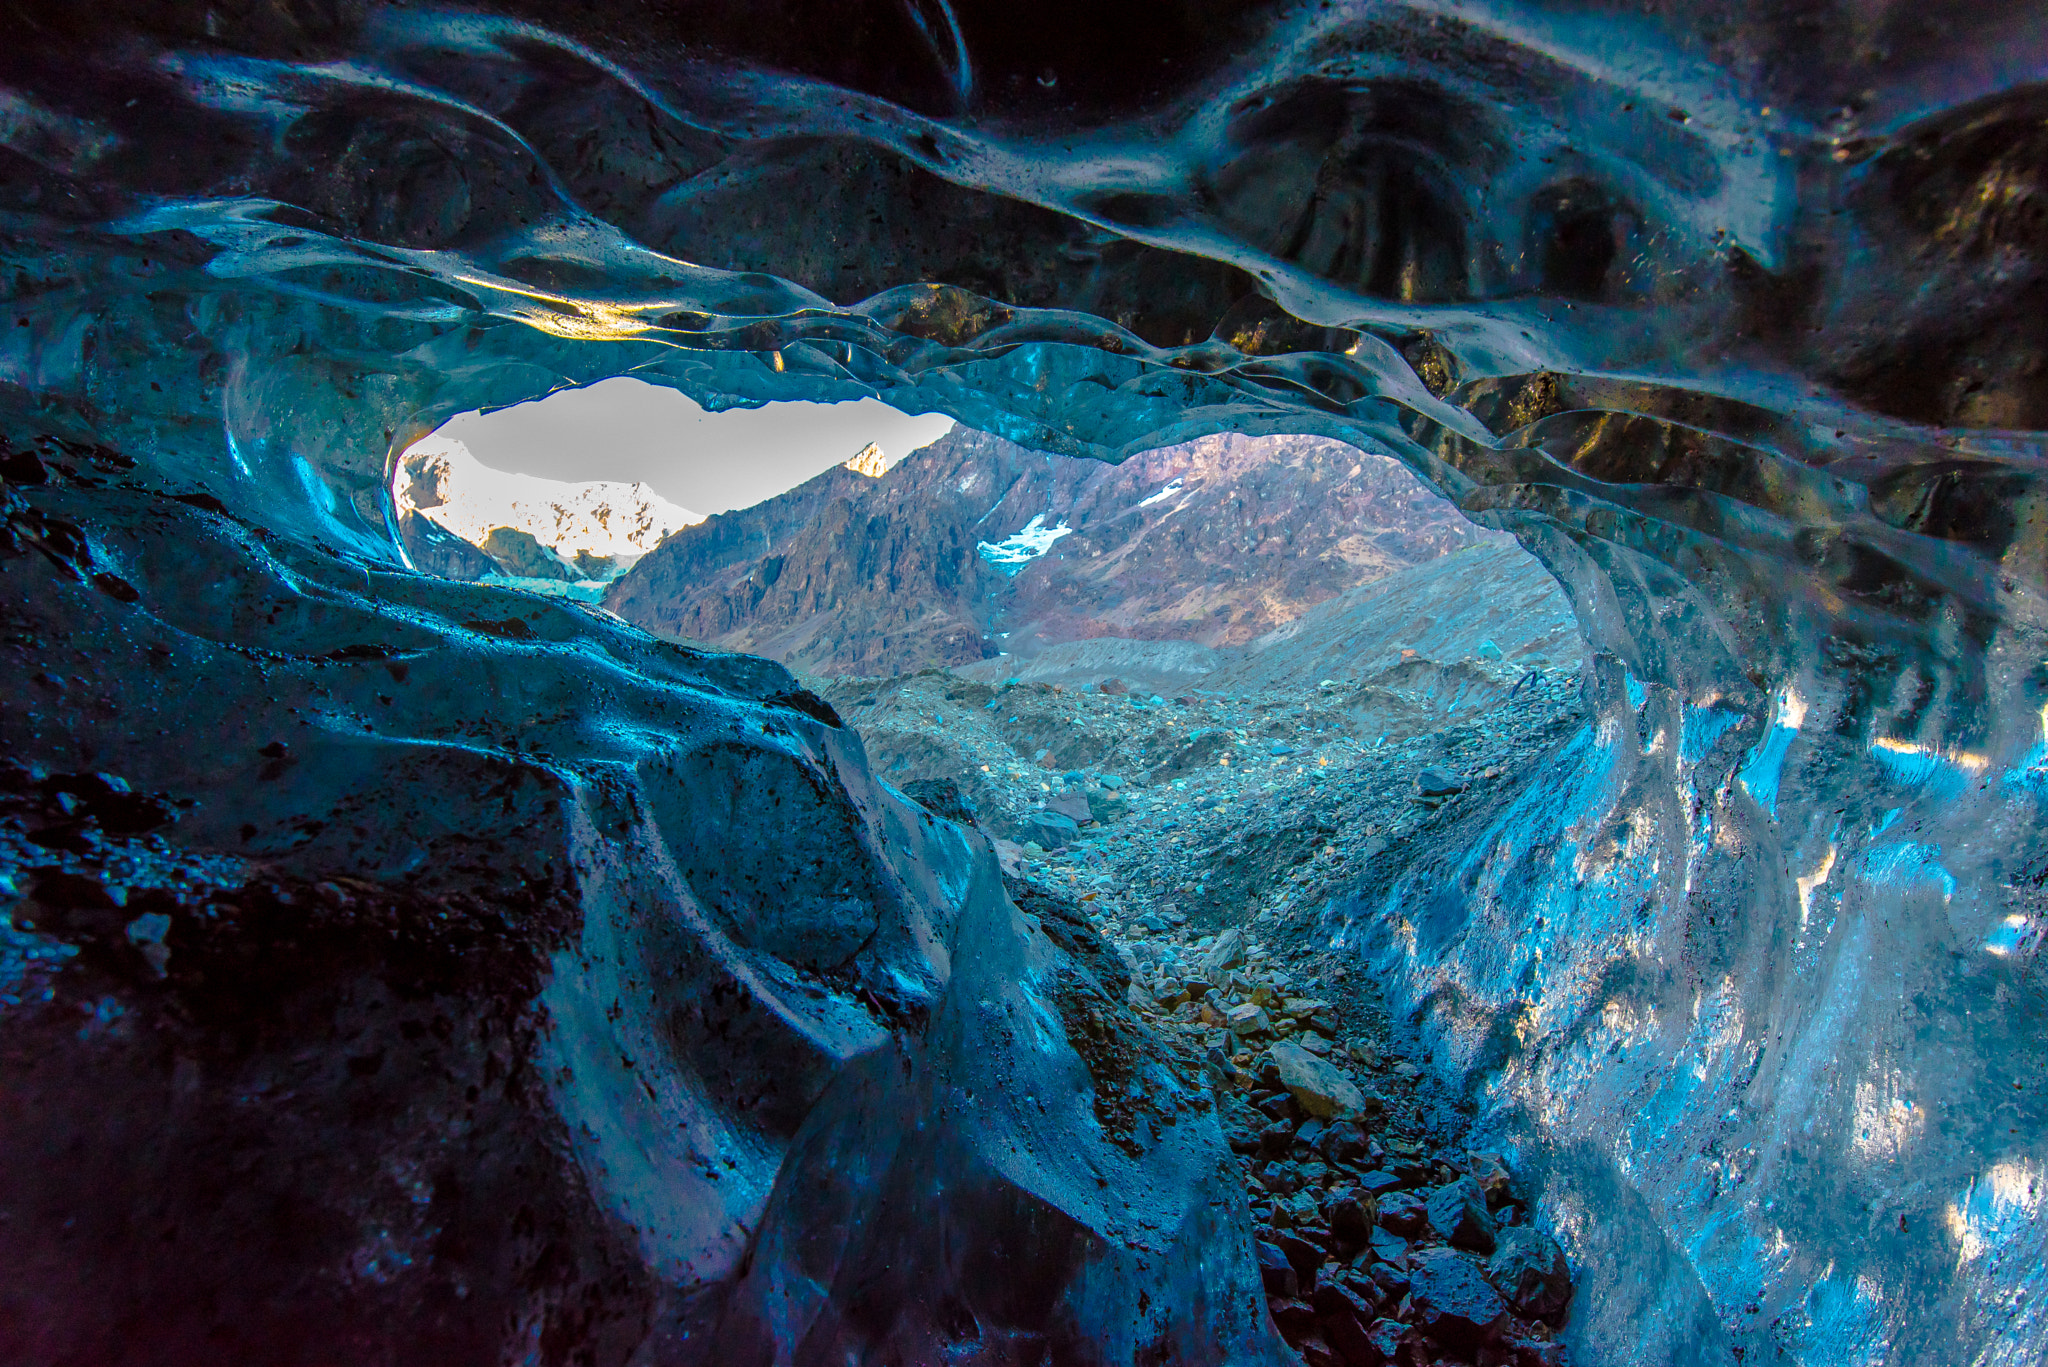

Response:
(0, 3), (2043, 1366)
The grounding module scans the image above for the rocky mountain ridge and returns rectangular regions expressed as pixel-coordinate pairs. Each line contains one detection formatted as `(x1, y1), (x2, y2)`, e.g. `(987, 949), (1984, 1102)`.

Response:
(605, 427), (1506, 677)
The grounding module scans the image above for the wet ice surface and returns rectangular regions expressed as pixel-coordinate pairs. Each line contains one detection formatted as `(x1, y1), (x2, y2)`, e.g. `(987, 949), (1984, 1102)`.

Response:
(0, 3), (2044, 1364)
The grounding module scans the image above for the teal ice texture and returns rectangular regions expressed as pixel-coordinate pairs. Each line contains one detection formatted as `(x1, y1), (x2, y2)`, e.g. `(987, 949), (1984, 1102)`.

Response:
(0, 3), (2044, 1365)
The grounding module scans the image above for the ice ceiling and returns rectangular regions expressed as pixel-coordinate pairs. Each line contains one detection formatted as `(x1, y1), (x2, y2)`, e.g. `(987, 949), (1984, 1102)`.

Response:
(0, 2), (2044, 1364)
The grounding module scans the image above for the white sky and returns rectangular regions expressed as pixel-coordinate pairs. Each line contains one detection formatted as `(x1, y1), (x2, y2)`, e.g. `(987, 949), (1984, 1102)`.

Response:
(432, 377), (955, 516)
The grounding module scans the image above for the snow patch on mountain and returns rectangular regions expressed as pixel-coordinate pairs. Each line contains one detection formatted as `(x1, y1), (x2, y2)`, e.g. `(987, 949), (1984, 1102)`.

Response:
(1136, 478), (1184, 508)
(977, 513), (1074, 573)
(396, 436), (701, 565)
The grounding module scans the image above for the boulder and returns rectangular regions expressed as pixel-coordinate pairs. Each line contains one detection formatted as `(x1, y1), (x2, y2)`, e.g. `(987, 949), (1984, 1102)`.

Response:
(1407, 1249), (1508, 1353)
(1045, 789), (1091, 822)
(1227, 1002), (1274, 1036)
(1325, 1190), (1378, 1245)
(1312, 1282), (1383, 1365)
(1427, 1176), (1499, 1254)
(1376, 1190), (1428, 1237)
(1272, 1231), (1328, 1291)
(1020, 808), (1079, 848)
(1425, 1180), (1507, 1254)
(1267, 1039), (1368, 1119)
(900, 777), (977, 826)
(1468, 1150), (1514, 1205)
(1414, 764), (1465, 798)
(1199, 926), (1247, 979)
(1257, 1240), (1300, 1299)
(1488, 1226), (1573, 1318)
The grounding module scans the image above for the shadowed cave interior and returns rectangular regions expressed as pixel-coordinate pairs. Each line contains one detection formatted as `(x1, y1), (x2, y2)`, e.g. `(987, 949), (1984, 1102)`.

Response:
(0, 3), (2045, 1366)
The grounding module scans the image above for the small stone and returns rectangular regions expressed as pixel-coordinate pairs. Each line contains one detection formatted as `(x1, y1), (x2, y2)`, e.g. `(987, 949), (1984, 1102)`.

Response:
(1487, 1227), (1572, 1318)
(1427, 1177), (1499, 1254)
(1267, 1039), (1368, 1119)
(1407, 1249), (1508, 1352)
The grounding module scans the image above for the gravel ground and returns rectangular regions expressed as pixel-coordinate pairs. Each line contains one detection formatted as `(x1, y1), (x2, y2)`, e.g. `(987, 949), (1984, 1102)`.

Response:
(817, 658), (1593, 1365)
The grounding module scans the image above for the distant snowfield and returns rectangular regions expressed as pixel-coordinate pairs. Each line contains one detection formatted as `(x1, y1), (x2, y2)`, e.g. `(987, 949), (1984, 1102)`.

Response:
(397, 437), (701, 563)
(977, 513), (1074, 572)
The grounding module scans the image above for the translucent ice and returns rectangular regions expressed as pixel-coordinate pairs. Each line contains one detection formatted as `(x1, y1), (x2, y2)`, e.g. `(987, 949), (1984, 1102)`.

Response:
(0, 4), (2041, 1365)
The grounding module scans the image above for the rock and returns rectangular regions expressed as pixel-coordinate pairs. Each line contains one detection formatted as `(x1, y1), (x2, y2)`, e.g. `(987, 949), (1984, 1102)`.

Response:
(1363, 1319), (1411, 1365)
(1415, 764), (1465, 797)
(1377, 1190), (1428, 1237)
(1427, 1176), (1499, 1254)
(1468, 1150), (1514, 1205)
(1198, 926), (1246, 979)
(1267, 1039), (1368, 1119)
(1487, 1227), (1573, 1318)
(1356, 1169), (1404, 1197)
(900, 777), (977, 826)
(1273, 1231), (1328, 1291)
(1368, 1228), (1410, 1262)
(1313, 1282), (1383, 1365)
(1020, 808), (1079, 847)
(1045, 790), (1091, 822)
(1407, 1249), (1509, 1353)
(1227, 1002), (1274, 1036)
(1325, 1190), (1379, 1245)
(1269, 1298), (1319, 1338)
(1505, 1336), (1570, 1367)
(1323, 1314), (1387, 1367)
(1257, 1240), (1300, 1299)
(1258, 1118), (1300, 1156)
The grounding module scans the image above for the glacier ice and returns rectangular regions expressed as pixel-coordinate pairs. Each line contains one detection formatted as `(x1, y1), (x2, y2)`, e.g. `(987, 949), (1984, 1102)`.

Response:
(0, 3), (2042, 1365)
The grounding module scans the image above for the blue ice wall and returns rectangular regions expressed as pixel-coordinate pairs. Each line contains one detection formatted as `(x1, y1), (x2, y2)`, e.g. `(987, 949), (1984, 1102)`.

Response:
(0, 4), (2042, 1363)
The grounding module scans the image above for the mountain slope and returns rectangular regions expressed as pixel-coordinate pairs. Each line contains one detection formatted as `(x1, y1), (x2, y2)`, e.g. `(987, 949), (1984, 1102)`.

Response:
(604, 427), (1507, 676)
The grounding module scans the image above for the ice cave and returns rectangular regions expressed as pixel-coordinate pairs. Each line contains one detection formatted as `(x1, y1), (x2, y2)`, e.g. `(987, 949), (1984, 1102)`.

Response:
(0, 3), (2043, 1365)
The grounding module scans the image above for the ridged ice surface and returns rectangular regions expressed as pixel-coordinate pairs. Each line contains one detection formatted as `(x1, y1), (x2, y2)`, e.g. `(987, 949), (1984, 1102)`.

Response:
(0, 3), (2044, 1365)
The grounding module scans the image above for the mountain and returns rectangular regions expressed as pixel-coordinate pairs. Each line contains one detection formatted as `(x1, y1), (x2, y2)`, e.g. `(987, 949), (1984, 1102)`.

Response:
(394, 437), (700, 588)
(603, 426), (1508, 676)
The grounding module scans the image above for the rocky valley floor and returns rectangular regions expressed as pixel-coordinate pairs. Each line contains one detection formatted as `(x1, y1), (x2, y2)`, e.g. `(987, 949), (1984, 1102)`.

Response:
(810, 613), (1593, 1366)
